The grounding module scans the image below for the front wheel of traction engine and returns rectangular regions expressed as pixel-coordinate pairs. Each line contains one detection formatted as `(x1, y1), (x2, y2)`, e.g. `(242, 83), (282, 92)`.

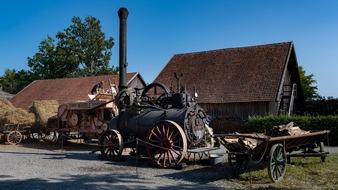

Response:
(98, 129), (123, 160)
(146, 120), (187, 168)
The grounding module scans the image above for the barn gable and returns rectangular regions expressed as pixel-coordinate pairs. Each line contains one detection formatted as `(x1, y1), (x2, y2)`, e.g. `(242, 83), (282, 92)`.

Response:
(10, 72), (146, 110)
(154, 42), (305, 119)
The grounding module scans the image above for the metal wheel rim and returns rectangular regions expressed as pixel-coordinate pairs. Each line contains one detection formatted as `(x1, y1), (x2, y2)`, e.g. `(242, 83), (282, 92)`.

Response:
(99, 129), (123, 160)
(268, 143), (287, 182)
(147, 120), (187, 168)
(7, 131), (23, 145)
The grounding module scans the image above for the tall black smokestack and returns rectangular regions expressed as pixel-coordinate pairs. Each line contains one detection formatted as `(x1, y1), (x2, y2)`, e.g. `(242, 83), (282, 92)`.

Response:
(118, 8), (128, 91)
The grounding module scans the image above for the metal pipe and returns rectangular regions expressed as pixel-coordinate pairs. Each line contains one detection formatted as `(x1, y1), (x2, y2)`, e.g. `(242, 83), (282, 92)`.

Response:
(118, 8), (129, 91)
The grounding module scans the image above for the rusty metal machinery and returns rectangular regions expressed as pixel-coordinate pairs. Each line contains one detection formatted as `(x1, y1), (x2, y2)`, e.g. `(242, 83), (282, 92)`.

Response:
(47, 94), (117, 142)
(98, 8), (215, 168)
(99, 82), (214, 167)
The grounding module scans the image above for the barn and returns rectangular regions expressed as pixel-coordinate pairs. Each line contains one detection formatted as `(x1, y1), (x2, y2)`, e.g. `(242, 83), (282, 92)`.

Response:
(10, 72), (146, 110)
(153, 41), (305, 120)
(0, 88), (14, 99)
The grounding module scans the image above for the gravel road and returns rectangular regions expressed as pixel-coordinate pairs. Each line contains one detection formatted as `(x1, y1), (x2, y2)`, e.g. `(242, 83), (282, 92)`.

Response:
(1, 140), (337, 190)
(0, 140), (239, 190)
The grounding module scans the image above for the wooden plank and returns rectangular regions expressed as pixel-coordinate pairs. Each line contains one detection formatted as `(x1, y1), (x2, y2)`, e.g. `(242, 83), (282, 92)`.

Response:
(187, 147), (219, 153)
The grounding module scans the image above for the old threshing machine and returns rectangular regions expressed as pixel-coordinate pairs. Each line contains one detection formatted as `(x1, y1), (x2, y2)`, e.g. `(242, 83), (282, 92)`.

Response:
(97, 8), (215, 168)
(47, 93), (117, 143)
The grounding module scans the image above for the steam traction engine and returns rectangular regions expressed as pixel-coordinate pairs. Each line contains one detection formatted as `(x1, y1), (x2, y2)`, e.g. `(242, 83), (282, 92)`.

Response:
(97, 8), (215, 168)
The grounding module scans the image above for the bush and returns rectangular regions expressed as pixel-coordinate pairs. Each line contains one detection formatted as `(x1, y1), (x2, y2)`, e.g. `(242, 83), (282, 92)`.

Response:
(247, 114), (338, 146)
(305, 98), (338, 116)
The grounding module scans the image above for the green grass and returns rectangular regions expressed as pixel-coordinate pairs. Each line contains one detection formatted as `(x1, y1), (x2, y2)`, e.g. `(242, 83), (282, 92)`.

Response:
(229, 153), (338, 189)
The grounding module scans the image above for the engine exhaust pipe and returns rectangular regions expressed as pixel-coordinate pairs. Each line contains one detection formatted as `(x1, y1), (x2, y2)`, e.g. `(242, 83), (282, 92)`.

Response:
(118, 8), (129, 91)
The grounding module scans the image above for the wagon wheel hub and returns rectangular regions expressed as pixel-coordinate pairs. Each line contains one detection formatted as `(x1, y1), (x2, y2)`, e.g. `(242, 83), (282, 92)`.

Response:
(161, 139), (173, 149)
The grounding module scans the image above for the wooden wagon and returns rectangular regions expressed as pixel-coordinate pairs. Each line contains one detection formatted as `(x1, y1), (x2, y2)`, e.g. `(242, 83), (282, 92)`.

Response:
(0, 123), (31, 145)
(214, 130), (330, 182)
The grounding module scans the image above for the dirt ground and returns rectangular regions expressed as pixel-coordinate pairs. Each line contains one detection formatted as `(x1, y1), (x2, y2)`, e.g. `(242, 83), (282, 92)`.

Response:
(0, 140), (240, 190)
(1, 138), (336, 190)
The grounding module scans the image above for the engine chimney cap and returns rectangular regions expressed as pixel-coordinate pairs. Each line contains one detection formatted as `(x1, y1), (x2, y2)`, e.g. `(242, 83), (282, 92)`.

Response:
(118, 8), (129, 19)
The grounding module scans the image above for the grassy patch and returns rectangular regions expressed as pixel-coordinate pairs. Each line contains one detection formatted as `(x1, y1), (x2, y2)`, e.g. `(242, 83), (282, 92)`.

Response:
(227, 153), (338, 189)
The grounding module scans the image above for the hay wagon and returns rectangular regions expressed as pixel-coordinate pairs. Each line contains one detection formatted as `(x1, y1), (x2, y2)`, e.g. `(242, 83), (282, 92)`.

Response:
(214, 130), (330, 182)
(0, 123), (31, 144)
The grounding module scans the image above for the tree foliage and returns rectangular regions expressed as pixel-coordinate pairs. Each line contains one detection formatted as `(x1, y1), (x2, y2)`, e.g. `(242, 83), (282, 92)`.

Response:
(27, 36), (76, 79)
(1, 15), (117, 93)
(298, 66), (319, 100)
(55, 16), (116, 77)
(0, 69), (32, 94)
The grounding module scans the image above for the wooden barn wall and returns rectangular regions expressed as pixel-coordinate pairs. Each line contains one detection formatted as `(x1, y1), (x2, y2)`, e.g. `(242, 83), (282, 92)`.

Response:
(128, 76), (146, 89)
(200, 101), (276, 120)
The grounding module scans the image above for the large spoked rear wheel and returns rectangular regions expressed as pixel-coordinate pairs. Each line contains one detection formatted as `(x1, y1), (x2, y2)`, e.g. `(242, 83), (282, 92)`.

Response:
(99, 129), (123, 160)
(268, 143), (287, 182)
(228, 152), (249, 177)
(147, 120), (187, 168)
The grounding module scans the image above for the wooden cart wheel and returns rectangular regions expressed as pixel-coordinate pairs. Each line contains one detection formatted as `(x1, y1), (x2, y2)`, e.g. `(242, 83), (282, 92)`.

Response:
(268, 143), (287, 182)
(228, 153), (248, 177)
(6, 131), (23, 145)
(147, 120), (187, 168)
(99, 129), (123, 160)
(319, 142), (326, 162)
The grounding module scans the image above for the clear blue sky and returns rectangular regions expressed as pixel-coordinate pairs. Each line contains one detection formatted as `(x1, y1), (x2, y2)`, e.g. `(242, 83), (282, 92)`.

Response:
(1, 0), (338, 97)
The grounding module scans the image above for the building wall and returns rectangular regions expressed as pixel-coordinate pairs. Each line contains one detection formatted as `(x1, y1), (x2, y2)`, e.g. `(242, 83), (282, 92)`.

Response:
(199, 101), (274, 121)
(128, 75), (146, 89)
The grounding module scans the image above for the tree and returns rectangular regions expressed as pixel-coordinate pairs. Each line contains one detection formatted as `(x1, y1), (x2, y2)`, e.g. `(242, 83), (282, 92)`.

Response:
(27, 15), (116, 80)
(0, 69), (16, 93)
(298, 66), (319, 100)
(0, 69), (32, 94)
(56, 16), (115, 76)
(2, 16), (117, 94)
(28, 36), (77, 79)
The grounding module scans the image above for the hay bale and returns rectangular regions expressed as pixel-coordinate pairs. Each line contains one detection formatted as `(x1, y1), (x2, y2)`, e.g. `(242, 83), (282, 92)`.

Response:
(0, 97), (14, 115)
(0, 97), (13, 107)
(30, 100), (59, 127)
(0, 108), (35, 126)
(0, 97), (35, 126)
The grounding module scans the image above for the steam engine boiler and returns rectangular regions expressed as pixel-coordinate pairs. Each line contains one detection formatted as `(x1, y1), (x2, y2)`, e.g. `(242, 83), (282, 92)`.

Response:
(98, 8), (214, 168)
